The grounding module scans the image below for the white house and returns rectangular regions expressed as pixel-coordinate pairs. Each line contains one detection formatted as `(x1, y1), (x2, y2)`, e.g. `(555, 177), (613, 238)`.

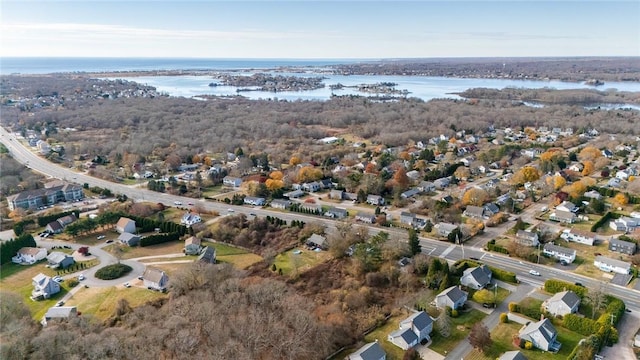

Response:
(41, 306), (78, 327)
(348, 341), (386, 360)
(435, 286), (467, 310)
(222, 176), (242, 187)
(244, 196), (266, 206)
(543, 243), (577, 264)
(387, 311), (433, 350)
(460, 265), (492, 289)
(556, 201), (578, 213)
(32, 273), (61, 300)
(116, 217), (136, 234)
(594, 255), (631, 274)
(560, 229), (595, 246)
(181, 212), (202, 227)
(516, 230), (539, 247)
(12, 247), (47, 265)
(549, 210), (577, 224)
(609, 217), (639, 233)
(435, 222), (459, 237)
(542, 290), (581, 317)
(142, 267), (169, 291)
(366, 194), (385, 206)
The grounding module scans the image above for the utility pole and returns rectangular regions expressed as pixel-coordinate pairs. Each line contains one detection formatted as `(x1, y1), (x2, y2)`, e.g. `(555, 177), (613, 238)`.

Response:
(537, 243), (541, 264)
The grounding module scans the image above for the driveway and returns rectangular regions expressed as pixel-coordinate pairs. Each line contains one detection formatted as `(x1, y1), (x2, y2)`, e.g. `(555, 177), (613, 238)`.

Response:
(598, 310), (639, 360)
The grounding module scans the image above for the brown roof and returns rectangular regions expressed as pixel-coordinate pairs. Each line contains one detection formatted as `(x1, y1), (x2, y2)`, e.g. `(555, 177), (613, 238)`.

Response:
(19, 247), (45, 256)
(185, 236), (201, 246)
(117, 217), (135, 228)
(143, 267), (166, 283)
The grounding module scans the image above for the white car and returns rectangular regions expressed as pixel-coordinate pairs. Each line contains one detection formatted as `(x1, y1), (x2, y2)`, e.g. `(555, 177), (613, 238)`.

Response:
(174, 201), (182, 205)
(123, 282), (131, 288)
(529, 270), (541, 276)
(52, 276), (63, 283)
(97, 235), (105, 240)
(78, 274), (86, 281)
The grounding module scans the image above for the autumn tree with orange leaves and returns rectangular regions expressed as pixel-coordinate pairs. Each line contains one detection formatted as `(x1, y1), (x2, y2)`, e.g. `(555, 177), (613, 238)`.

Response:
(511, 166), (540, 185)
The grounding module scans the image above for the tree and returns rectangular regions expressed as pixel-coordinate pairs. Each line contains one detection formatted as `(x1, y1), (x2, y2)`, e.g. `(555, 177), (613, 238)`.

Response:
(578, 146), (601, 162)
(546, 174), (566, 191)
(435, 311), (452, 338)
(408, 228), (421, 256)
(614, 193), (628, 206)
(581, 160), (594, 176)
(462, 188), (488, 206)
(454, 166), (470, 180)
(289, 156), (301, 166)
(472, 289), (495, 306)
(511, 166), (540, 185)
(586, 282), (608, 319)
(469, 323), (492, 353)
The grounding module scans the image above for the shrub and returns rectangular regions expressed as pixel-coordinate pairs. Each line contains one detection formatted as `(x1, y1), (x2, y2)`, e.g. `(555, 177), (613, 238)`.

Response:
(95, 264), (132, 280)
(451, 309), (459, 318)
(524, 341), (533, 350)
(67, 279), (79, 288)
(508, 302), (519, 312)
(544, 279), (587, 297)
(488, 266), (517, 283)
(500, 313), (509, 323)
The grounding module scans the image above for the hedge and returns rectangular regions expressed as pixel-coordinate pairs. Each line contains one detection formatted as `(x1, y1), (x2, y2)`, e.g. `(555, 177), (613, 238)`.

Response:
(486, 239), (509, 254)
(95, 264), (132, 280)
(13, 219), (35, 236)
(563, 314), (600, 336)
(37, 210), (80, 227)
(488, 266), (517, 283)
(590, 211), (619, 232)
(139, 232), (180, 247)
(543, 279), (587, 298)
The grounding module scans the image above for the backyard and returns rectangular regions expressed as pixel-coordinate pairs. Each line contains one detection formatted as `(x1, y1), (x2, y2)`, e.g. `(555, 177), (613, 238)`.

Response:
(273, 246), (332, 276)
(429, 308), (487, 356)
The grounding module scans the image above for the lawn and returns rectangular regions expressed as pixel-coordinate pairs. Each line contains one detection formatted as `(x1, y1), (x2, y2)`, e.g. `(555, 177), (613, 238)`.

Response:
(209, 242), (263, 269)
(65, 285), (167, 320)
(273, 247), (332, 276)
(429, 309), (487, 356)
(363, 311), (407, 360)
(105, 241), (185, 260)
(466, 321), (584, 360)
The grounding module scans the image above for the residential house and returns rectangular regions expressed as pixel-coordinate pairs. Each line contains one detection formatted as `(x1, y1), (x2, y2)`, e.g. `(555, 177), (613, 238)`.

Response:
(302, 181), (322, 192)
(400, 212), (417, 226)
(348, 341), (386, 360)
(6, 182), (84, 211)
(320, 179), (333, 189)
(464, 205), (485, 219)
(543, 243), (577, 264)
(401, 188), (420, 199)
(607, 178), (621, 188)
(609, 238), (637, 255)
(181, 212), (202, 227)
(387, 311), (433, 350)
(560, 229), (595, 246)
(244, 196), (265, 206)
(594, 255), (631, 274)
(549, 210), (577, 224)
(325, 207), (348, 219)
(483, 203), (500, 217)
(298, 203), (322, 213)
(366, 194), (385, 206)
(306, 234), (328, 250)
(516, 230), (540, 247)
(45, 221), (64, 234)
(441, 195), (454, 204)
(499, 351), (528, 360)
(435, 223), (458, 237)
(602, 149), (614, 158)
(57, 214), (77, 227)
(568, 163), (584, 172)
(32, 273), (61, 300)
(12, 247), (47, 265)
(184, 236), (202, 255)
(116, 217), (136, 234)
(460, 265), (492, 290)
(329, 189), (344, 200)
(542, 290), (581, 317)
(406, 170), (421, 181)
(616, 170), (631, 180)
(355, 212), (377, 224)
(284, 189), (305, 199)
(36, 140), (51, 155)
(270, 199), (291, 209)
(584, 190), (603, 200)
(222, 176), (242, 187)
(46, 252), (75, 269)
(610, 217), (639, 232)
(435, 286), (468, 310)
(518, 318), (561, 352)
(417, 181), (436, 193)
(118, 232), (141, 247)
(41, 306), (78, 326)
(556, 201), (578, 213)
(142, 267), (169, 291)
(434, 177), (451, 189)
(198, 246), (216, 264)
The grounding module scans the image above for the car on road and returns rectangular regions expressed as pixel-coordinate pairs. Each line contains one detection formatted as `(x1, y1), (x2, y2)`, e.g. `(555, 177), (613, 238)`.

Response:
(137, 275), (144, 280)
(52, 276), (63, 283)
(188, 202), (194, 206)
(97, 235), (105, 240)
(123, 282), (131, 288)
(574, 282), (584, 287)
(528, 270), (541, 276)
(228, 209), (234, 213)
(78, 274), (85, 281)
(56, 300), (65, 307)
(249, 213), (256, 216)
(174, 201), (182, 205)
(106, 239), (113, 243)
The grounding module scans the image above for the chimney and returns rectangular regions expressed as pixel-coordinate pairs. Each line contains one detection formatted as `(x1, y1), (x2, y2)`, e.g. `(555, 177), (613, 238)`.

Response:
(540, 314), (544, 321)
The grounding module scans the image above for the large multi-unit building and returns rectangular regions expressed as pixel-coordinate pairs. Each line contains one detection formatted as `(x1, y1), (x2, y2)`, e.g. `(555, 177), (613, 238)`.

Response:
(7, 181), (84, 211)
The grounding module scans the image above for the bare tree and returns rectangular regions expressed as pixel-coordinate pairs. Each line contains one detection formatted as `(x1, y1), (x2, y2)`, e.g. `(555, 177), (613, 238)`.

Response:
(469, 322), (492, 353)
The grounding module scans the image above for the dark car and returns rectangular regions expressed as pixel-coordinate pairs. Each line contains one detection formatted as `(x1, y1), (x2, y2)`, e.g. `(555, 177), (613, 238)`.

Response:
(482, 303), (494, 308)
(574, 282), (584, 287)
(560, 260), (568, 266)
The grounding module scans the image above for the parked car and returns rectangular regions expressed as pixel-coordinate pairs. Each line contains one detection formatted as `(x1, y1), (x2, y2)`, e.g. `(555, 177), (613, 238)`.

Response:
(97, 235), (105, 240)
(137, 275), (144, 280)
(78, 274), (85, 281)
(106, 239), (113, 243)
(188, 202), (194, 206)
(56, 300), (64, 307)
(560, 260), (568, 266)
(228, 209), (234, 213)
(574, 282), (584, 287)
(52, 276), (63, 283)
(123, 282), (131, 288)
(174, 201), (182, 205)
(529, 270), (541, 276)
(482, 303), (494, 308)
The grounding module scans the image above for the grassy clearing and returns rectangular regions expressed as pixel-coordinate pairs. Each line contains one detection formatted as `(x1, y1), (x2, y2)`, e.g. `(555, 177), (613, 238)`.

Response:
(273, 247), (332, 276)
(363, 310), (408, 360)
(148, 262), (192, 276)
(65, 286), (167, 320)
(217, 253), (263, 269)
(105, 241), (185, 260)
(429, 309), (486, 355)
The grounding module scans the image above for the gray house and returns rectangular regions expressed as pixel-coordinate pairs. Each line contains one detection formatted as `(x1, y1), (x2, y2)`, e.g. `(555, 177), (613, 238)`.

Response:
(184, 236), (202, 255)
(46, 252), (75, 269)
(542, 290), (581, 317)
(198, 246), (216, 264)
(464, 205), (485, 219)
(142, 267), (169, 291)
(609, 238), (636, 255)
(118, 232), (141, 247)
(460, 265), (492, 290)
(355, 212), (377, 224)
(518, 318), (561, 352)
(306, 234), (328, 250)
(499, 351), (528, 360)
(32, 273), (61, 300)
(516, 230), (539, 247)
(435, 286), (468, 310)
(325, 207), (348, 219)
(41, 306), (78, 326)
(366, 194), (385, 206)
(348, 341), (386, 360)
(388, 311), (433, 350)
(270, 199), (292, 209)
(435, 222), (458, 237)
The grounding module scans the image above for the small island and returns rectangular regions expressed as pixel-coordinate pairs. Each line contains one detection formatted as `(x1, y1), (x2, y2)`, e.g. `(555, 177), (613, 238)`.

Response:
(215, 73), (326, 92)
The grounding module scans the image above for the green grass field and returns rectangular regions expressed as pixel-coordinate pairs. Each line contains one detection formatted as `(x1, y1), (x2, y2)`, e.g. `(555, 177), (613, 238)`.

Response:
(209, 242), (264, 269)
(429, 309), (487, 355)
(273, 247), (332, 276)
(363, 312), (407, 360)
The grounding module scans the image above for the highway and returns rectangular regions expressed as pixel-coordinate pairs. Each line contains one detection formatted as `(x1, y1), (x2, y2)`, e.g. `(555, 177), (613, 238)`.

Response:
(2, 125), (640, 313)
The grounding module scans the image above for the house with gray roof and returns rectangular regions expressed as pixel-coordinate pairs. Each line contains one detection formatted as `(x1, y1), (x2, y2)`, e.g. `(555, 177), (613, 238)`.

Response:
(464, 205), (485, 219)
(41, 306), (78, 327)
(594, 256), (631, 274)
(516, 230), (539, 247)
(460, 265), (492, 290)
(435, 286), (468, 310)
(543, 243), (576, 264)
(518, 318), (561, 352)
(184, 236), (202, 255)
(32, 273), (61, 300)
(483, 203), (500, 216)
(46, 252), (75, 269)
(401, 188), (420, 199)
(609, 217), (639, 232)
(499, 351), (528, 360)
(355, 212), (376, 224)
(435, 222), (458, 237)
(417, 181), (436, 193)
(609, 238), (637, 255)
(388, 311), (433, 350)
(329, 189), (344, 200)
(549, 210), (577, 224)
(325, 207), (348, 219)
(306, 234), (328, 250)
(560, 229), (595, 246)
(270, 199), (292, 209)
(542, 290), (581, 317)
(348, 341), (386, 360)
(118, 232), (141, 247)
(142, 267), (169, 291)
(366, 194), (385, 206)
(198, 246), (216, 264)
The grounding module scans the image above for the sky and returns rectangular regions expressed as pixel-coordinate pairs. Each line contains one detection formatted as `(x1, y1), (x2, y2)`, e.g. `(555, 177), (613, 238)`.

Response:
(1, 0), (639, 58)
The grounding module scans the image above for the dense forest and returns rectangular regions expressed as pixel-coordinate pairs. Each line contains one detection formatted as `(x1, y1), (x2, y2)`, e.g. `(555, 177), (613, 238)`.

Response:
(1, 75), (639, 168)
